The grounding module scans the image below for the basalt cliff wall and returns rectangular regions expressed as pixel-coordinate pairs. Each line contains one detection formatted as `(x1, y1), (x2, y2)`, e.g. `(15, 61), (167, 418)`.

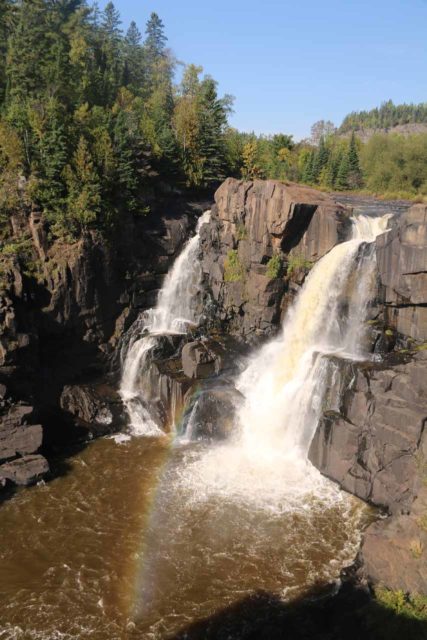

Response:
(0, 198), (208, 487)
(199, 179), (427, 593)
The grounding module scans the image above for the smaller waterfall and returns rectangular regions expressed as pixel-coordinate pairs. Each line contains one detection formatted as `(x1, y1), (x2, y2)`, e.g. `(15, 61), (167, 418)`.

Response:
(120, 210), (211, 435)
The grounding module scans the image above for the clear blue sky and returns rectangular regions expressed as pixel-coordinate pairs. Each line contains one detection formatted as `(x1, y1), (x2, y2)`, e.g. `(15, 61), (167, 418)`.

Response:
(100, 0), (427, 140)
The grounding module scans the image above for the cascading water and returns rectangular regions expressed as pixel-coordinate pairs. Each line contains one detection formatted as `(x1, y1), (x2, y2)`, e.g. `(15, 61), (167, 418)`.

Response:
(120, 210), (211, 435)
(178, 213), (391, 507)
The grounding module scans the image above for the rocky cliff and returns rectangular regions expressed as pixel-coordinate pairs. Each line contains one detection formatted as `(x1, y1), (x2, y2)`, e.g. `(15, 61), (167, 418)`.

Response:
(0, 198), (208, 487)
(197, 180), (427, 593)
(200, 178), (350, 339)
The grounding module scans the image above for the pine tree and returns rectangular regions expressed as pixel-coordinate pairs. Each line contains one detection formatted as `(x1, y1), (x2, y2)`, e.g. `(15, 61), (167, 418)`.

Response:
(123, 21), (144, 90)
(145, 12), (167, 61)
(312, 136), (329, 182)
(336, 153), (350, 191)
(347, 132), (363, 188)
(100, 2), (123, 104)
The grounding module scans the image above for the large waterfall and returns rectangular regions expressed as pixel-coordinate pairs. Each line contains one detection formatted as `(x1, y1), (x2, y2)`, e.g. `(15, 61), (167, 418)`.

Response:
(120, 210), (211, 435)
(178, 214), (390, 507)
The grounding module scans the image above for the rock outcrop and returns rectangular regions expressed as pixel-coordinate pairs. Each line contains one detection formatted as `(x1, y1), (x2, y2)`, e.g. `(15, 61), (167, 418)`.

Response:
(0, 401), (49, 487)
(201, 178), (350, 339)
(376, 203), (427, 341)
(309, 351), (427, 514)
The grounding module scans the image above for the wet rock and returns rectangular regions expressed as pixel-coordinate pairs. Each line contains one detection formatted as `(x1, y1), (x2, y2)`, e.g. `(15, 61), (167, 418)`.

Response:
(184, 385), (244, 440)
(60, 383), (126, 436)
(182, 340), (225, 379)
(0, 454), (49, 487)
(142, 354), (193, 431)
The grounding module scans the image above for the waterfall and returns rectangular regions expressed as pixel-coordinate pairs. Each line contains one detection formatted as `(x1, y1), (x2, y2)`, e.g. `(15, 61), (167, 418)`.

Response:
(120, 210), (211, 435)
(235, 214), (391, 458)
(178, 213), (391, 507)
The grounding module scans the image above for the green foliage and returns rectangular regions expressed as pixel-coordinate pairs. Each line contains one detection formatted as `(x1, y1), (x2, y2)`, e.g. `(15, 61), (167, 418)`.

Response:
(286, 253), (313, 277)
(266, 254), (283, 279)
(361, 133), (427, 196)
(339, 99), (427, 133)
(236, 223), (248, 240)
(375, 588), (427, 622)
(0, 1), (233, 239)
(224, 249), (244, 282)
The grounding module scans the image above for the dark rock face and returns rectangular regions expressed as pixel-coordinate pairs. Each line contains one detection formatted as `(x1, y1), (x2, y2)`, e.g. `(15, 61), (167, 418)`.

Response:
(184, 385), (244, 440)
(201, 178), (350, 339)
(309, 352), (427, 515)
(360, 483), (427, 594)
(60, 383), (127, 437)
(0, 398), (49, 487)
(308, 350), (427, 593)
(376, 203), (427, 341)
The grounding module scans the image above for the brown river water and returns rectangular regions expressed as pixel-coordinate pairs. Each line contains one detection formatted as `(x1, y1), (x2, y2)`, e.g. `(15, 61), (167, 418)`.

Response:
(0, 435), (371, 640)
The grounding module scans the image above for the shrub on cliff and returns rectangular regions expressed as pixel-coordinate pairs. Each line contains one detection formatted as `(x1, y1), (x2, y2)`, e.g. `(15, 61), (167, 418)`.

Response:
(224, 250), (244, 282)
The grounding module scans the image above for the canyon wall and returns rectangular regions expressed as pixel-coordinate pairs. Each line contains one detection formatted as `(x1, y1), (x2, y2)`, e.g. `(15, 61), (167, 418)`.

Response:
(0, 199), (207, 486)
(1, 177), (426, 595)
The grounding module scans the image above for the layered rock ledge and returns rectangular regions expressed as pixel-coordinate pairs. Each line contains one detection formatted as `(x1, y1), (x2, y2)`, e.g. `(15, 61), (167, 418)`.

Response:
(200, 178), (351, 338)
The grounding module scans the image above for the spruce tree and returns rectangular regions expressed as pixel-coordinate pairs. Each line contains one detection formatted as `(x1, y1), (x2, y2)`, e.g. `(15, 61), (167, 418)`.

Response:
(6, 0), (48, 100)
(347, 132), (363, 188)
(100, 2), (123, 104)
(336, 153), (350, 191)
(35, 112), (69, 221)
(312, 136), (329, 183)
(302, 151), (316, 183)
(123, 22), (144, 90)
(197, 77), (228, 186)
(145, 12), (167, 61)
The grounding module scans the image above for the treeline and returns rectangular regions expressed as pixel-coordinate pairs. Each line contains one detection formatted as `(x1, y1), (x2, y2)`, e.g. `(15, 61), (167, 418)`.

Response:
(0, 0), (233, 240)
(339, 100), (427, 134)
(229, 128), (427, 197)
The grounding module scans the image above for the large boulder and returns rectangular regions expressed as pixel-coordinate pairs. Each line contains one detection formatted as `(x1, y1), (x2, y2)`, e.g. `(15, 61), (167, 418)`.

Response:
(183, 384), (243, 441)
(181, 339), (226, 379)
(0, 454), (49, 487)
(60, 383), (127, 436)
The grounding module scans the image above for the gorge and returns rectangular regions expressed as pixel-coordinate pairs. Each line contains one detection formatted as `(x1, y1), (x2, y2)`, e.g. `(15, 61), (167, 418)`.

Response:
(0, 179), (426, 638)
